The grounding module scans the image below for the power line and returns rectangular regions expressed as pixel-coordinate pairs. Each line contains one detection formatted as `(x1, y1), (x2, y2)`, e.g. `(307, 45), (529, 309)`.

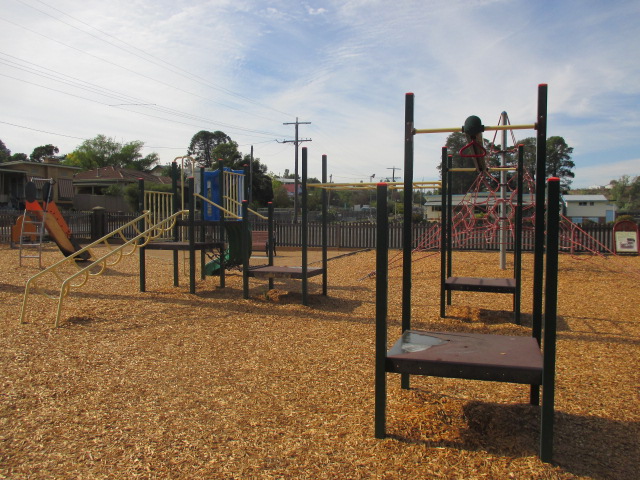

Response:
(10, 0), (293, 119)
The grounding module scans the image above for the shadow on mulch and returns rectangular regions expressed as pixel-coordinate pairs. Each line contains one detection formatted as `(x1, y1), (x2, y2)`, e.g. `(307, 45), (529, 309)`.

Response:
(393, 400), (639, 480)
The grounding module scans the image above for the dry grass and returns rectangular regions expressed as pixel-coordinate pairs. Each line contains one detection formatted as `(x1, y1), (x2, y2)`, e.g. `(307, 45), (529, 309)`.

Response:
(0, 244), (638, 479)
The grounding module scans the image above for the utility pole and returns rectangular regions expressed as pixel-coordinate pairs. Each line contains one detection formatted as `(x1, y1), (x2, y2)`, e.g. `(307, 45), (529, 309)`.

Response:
(386, 166), (401, 182)
(279, 117), (311, 223)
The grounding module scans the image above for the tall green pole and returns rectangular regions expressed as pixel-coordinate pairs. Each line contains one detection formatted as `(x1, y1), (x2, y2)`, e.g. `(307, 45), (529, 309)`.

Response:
(301, 147), (308, 306)
(322, 154), (328, 296)
(531, 84), (548, 405)
(440, 147), (448, 317)
(401, 92), (414, 390)
(374, 182), (389, 439)
(540, 176), (560, 463)
(188, 177), (196, 294)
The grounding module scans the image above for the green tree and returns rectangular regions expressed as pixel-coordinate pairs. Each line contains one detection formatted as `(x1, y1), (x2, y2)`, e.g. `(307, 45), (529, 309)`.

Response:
(0, 139), (11, 163)
(518, 136), (575, 191)
(610, 175), (640, 211)
(30, 144), (59, 163)
(437, 132), (484, 194)
(11, 153), (28, 161)
(271, 179), (291, 208)
(64, 135), (158, 171)
(187, 130), (233, 168)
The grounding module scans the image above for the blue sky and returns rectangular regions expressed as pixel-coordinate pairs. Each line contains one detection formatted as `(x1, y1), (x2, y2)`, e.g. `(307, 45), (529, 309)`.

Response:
(1, 0), (638, 188)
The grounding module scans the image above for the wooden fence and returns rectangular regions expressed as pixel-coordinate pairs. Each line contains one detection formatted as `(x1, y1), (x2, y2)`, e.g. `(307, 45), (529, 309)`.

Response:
(0, 209), (617, 253)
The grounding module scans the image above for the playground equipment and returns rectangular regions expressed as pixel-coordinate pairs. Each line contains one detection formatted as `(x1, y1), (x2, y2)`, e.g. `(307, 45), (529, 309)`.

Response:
(243, 148), (327, 304)
(19, 209), (181, 327)
(440, 145), (525, 323)
(14, 179), (89, 267)
(374, 175), (561, 462)
(405, 88), (546, 325)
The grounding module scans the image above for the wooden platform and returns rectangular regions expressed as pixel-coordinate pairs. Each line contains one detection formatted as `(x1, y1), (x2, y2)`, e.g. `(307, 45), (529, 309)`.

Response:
(445, 276), (516, 294)
(143, 241), (224, 251)
(247, 266), (324, 279)
(386, 330), (542, 384)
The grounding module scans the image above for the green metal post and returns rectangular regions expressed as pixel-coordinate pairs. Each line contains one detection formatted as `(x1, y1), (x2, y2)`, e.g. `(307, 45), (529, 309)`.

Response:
(540, 177), (560, 463)
(401, 92), (414, 391)
(514, 145), (524, 325)
(267, 202), (274, 290)
(322, 154), (328, 296)
(200, 166), (206, 280)
(218, 160), (226, 288)
(440, 147), (448, 317)
(188, 177), (196, 294)
(138, 178), (146, 292)
(242, 200), (250, 299)
(302, 147), (308, 306)
(446, 155), (453, 305)
(172, 162), (179, 286)
(531, 84), (548, 405)
(374, 182), (389, 439)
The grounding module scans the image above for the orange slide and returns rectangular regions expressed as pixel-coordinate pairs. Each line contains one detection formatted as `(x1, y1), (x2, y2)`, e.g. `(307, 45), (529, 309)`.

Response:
(13, 197), (90, 261)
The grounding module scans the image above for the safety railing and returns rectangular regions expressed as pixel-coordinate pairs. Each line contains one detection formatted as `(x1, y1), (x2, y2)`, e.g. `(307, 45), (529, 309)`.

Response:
(19, 210), (186, 327)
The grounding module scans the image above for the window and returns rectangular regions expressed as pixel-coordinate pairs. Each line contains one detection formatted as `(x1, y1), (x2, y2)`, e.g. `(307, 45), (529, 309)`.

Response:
(578, 202), (587, 206)
(590, 202), (595, 206)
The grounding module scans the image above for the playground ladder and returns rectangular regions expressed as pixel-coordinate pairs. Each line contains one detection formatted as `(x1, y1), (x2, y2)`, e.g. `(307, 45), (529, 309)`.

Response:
(18, 208), (47, 268)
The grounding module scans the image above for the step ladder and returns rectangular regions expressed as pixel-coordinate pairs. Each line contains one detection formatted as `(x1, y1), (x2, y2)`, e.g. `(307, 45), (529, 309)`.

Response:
(19, 178), (54, 269)
(18, 209), (47, 268)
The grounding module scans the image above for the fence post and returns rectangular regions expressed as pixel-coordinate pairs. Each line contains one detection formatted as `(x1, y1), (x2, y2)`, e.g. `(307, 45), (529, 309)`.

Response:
(91, 206), (106, 241)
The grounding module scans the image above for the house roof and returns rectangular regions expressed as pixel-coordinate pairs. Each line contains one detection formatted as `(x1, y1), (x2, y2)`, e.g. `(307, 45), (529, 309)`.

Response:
(563, 195), (609, 202)
(0, 160), (80, 171)
(74, 166), (172, 184)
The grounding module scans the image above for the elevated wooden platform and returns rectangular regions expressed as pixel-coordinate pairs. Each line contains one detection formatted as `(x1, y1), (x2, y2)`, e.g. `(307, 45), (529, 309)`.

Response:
(444, 276), (516, 294)
(386, 330), (542, 384)
(247, 266), (324, 279)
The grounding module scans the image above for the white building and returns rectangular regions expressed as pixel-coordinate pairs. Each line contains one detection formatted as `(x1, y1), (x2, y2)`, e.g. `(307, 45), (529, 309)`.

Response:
(562, 195), (616, 223)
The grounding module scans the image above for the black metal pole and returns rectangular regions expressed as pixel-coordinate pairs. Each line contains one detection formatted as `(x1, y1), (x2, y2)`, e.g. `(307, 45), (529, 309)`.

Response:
(218, 160), (226, 288)
(446, 154), (453, 305)
(533, 84), (548, 340)
(440, 147), (448, 317)
(200, 166), (206, 280)
(540, 176), (560, 463)
(514, 145), (524, 325)
(267, 202), (274, 290)
(242, 200), (250, 299)
(138, 178), (146, 292)
(322, 154), (328, 296)
(374, 182), (389, 439)
(531, 84), (548, 405)
(172, 162), (179, 286)
(401, 92), (414, 391)
(302, 147), (308, 305)
(188, 177), (196, 294)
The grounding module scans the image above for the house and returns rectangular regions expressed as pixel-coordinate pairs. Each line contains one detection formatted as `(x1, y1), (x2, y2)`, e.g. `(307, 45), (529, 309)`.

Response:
(73, 166), (172, 212)
(0, 157), (80, 210)
(562, 194), (616, 224)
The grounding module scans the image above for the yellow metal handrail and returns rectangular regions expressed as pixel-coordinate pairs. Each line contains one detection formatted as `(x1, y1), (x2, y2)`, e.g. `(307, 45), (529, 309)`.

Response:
(19, 210), (187, 327)
(193, 193), (240, 219)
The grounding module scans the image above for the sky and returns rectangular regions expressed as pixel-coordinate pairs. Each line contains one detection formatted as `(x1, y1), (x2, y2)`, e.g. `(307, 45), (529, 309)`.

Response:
(1, 0), (639, 188)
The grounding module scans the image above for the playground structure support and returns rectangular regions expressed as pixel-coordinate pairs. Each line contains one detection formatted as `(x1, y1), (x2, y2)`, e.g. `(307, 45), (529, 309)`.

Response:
(375, 176), (560, 462)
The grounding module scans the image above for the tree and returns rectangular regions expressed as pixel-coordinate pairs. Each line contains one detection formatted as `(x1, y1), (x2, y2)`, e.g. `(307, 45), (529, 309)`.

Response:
(518, 136), (575, 191)
(610, 175), (640, 212)
(546, 136), (574, 191)
(0, 139), (11, 163)
(271, 179), (291, 208)
(64, 135), (158, 171)
(437, 132), (485, 194)
(30, 144), (59, 163)
(187, 130), (233, 168)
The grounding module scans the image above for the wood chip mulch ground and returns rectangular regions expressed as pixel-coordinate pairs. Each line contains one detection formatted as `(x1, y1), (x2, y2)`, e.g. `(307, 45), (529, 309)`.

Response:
(0, 244), (638, 479)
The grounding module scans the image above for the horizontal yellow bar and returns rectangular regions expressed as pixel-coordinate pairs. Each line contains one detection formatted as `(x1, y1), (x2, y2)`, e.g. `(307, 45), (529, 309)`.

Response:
(415, 123), (536, 135)
(449, 167), (518, 172)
